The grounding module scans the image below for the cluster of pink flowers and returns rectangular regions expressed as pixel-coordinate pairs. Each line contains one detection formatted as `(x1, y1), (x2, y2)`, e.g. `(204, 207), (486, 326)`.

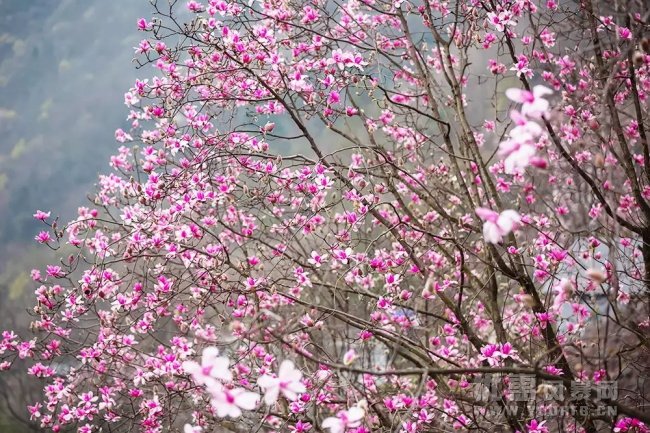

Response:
(1, 0), (649, 432)
(183, 348), (305, 420)
(499, 86), (552, 173)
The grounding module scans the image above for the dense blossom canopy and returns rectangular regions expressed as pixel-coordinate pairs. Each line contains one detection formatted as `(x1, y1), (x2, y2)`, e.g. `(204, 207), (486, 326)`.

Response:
(2, 0), (650, 432)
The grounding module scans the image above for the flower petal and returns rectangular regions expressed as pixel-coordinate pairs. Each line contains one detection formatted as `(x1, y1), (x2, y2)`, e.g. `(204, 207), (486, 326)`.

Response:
(264, 385), (280, 405)
(475, 207), (498, 222)
(233, 389), (260, 410)
(483, 222), (502, 244)
(505, 88), (526, 103)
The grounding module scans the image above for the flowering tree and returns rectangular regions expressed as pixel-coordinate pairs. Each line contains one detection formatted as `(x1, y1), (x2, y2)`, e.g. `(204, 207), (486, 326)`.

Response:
(2, 0), (650, 432)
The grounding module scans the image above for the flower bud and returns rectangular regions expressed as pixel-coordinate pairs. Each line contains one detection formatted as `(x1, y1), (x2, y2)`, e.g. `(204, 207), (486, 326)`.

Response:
(593, 153), (605, 168)
(633, 50), (645, 67)
(586, 268), (606, 283)
(641, 37), (650, 54)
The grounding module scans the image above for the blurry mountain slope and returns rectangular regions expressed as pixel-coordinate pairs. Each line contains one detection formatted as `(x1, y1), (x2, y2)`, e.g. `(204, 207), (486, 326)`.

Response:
(0, 1), (150, 430)
(0, 0), (149, 245)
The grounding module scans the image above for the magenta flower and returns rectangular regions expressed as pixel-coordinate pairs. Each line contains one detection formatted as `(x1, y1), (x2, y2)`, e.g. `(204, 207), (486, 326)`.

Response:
(328, 91), (341, 105)
(526, 419), (549, 433)
(137, 18), (151, 30)
(618, 26), (632, 40)
(480, 343), (519, 365)
(9, 1), (648, 431)
(35, 231), (51, 244)
(33, 210), (51, 221)
(308, 251), (328, 267)
(486, 11), (516, 32)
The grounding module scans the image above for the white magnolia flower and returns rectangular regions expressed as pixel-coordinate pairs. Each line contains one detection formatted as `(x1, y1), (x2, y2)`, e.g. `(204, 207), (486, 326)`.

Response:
(257, 360), (306, 405)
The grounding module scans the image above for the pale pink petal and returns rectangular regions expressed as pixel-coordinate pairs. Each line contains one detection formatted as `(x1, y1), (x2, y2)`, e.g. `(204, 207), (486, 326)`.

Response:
(288, 381), (306, 395)
(533, 85), (553, 98)
(483, 222), (502, 244)
(263, 385), (280, 405)
(523, 99), (549, 118)
(211, 391), (234, 418)
(201, 347), (220, 365)
(184, 424), (201, 433)
(505, 88), (527, 103)
(343, 349), (357, 365)
(510, 121), (542, 138)
(204, 379), (224, 398)
(282, 388), (298, 402)
(510, 109), (527, 125)
(257, 374), (278, 389)
(182, 361), (200, 377)
(347, 406), (365, 425)
(497, 210), (521, 234)
(475, 207), (498, 222)
(322, 417), (344, 433)
(498, 139), (521, 158)
(233, 389), (259, 410)
(504, 144), (536, 173)
(210, 356), (232, 381)
(586, 268), (606, 283)
(278, 360), (301, 382)
(225, 405), (241, 418)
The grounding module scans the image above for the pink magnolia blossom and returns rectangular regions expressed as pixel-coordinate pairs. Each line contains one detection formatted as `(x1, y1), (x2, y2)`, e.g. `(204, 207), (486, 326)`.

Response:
(322, 402), (366, 433)
(182, 347), (232, 387)
(257, 360), (306, 405)
(33, 210), (51, 221)
(486, 11), (516, 32)
(210, 385), (259, 418)
(35, 231), (52, 244)
(137, 18), (151, 30)
(508, 110), (543, 140)
(308, 251), (328, 267)
(3, 1), (649, 431)
(505, 85), (553, 118)
(499, 141), (538, 173)
(343, 349), (358, 365)
(475, 208), (521, 244)
(498, 110), (547, 173)
(479, 343), (519, 366)
(261, 122), (275, 134)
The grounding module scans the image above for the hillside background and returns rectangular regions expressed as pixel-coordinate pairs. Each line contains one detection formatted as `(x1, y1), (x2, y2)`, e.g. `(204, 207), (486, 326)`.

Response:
(0, 1), (149, 430)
